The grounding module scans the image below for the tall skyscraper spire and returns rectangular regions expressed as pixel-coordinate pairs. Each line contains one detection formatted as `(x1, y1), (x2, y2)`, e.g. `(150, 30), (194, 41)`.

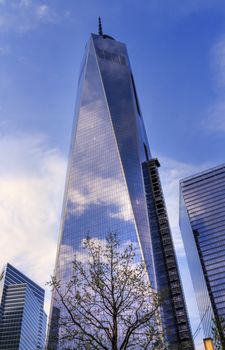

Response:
(48, 30), (194, 349)
(98, 16), (103, 36)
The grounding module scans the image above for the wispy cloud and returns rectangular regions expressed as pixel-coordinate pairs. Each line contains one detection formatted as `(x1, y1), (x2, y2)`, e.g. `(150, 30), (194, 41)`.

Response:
(134, 0), (223, 24)
(19, 0), (31, 7)
(0, 45), (10, 55)
(204, 100), (225, 132)
(36, 4), (49, 19)
(158, 156), (212, 257)
(0, 131), (66, 312)
(35, 4), (61, 23)
(202, 35), (225, 133)
(150, 0), (216, 16)
(0, 1), (69, 32)
(211, 35), (225, 89)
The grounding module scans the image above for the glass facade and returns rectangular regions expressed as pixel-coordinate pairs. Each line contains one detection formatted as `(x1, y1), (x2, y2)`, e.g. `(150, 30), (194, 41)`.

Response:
(0, 263), (47, 349)
(180, 164), (225, 343)
(48, 32), (193, 349)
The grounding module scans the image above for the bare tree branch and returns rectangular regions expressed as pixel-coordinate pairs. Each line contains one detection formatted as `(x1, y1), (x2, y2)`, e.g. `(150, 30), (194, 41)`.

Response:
(48, 232), (166, 350)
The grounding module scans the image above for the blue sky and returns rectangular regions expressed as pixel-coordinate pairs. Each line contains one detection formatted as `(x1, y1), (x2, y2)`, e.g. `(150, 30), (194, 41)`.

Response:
(1, 1), (225, 348)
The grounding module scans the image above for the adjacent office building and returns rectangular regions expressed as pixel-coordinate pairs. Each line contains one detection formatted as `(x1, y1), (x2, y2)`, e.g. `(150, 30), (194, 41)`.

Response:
(0, 263), (47, 350)
(48, 23), (194, 349)
(180, 164), (225, 347)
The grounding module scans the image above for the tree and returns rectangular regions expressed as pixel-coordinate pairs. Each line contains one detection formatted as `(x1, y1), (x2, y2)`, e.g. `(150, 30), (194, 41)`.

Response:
(47, 232), (166, 350)
(212, 316), (225, 350)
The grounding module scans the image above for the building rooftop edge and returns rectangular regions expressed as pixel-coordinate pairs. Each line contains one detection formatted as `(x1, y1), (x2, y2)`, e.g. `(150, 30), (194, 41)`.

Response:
(91, 32), (115, 40)
(179, 163), (225, 184)
(5, 262), (45, 294)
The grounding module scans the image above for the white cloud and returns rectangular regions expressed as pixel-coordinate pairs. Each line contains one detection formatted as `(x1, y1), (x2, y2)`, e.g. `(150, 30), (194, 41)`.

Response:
(35, 4), (60, 23)
(0, 132), (66, 313)
(68, 174), (134, 223)
(36, 4), (49, 19)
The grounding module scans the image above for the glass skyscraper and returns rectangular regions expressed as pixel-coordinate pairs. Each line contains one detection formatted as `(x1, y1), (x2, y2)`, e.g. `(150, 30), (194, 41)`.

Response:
(48, 26), (193, 349)
(0, 263), (47, 349)
(180, 164), (225, 347)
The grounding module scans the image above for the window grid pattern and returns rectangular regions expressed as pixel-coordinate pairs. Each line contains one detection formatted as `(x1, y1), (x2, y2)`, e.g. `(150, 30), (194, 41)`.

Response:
(180, 165), (225, 340)
(0, 264), (46, 350)
(143, 159), (193, 349)
(48, 33), (193, 349)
